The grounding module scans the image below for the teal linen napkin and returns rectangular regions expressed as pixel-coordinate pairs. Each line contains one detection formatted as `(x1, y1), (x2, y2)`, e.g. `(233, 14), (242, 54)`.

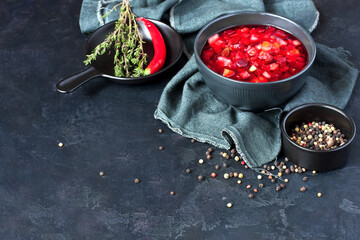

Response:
(79, 0), (358, 168)
(79, 0), (319, 34)
(154, 44), (358, 168)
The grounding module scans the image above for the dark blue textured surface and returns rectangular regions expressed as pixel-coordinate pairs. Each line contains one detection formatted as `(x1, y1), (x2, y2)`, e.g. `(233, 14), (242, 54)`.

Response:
(0, 0), (359, 239)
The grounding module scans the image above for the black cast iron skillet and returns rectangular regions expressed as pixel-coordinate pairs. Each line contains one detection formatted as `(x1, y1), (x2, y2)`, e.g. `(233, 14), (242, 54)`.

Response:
(56, 19), (183, 93)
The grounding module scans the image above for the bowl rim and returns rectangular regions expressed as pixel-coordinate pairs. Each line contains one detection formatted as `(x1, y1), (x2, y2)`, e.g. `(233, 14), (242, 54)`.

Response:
(194, 11), (317, 85)
(281, 103), (357, 153)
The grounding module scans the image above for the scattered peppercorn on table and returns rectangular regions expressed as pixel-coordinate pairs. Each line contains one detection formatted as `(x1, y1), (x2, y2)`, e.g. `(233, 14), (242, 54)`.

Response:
(0, 0), (359, 239)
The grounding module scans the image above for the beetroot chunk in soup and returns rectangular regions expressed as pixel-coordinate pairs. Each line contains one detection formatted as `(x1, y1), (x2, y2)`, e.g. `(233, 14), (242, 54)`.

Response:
(201, 25), (308, 82)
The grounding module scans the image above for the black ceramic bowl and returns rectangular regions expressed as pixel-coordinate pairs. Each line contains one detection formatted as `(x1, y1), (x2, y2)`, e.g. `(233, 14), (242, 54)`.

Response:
(194, 12), (316, 111)
(281, 103), (356, 171)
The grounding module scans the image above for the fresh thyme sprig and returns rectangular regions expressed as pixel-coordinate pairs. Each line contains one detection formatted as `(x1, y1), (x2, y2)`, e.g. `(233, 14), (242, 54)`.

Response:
(84, 0), (147, 78)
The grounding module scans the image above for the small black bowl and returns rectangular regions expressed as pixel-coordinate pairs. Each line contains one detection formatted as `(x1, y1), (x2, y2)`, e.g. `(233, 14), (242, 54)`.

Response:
(281, 103), (356, 171)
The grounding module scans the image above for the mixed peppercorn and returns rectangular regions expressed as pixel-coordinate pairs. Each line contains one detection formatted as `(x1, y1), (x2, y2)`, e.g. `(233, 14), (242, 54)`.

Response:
(290, 121), (347, 150)
(181, 142), (322, 204)
(125, 127), (325, 208)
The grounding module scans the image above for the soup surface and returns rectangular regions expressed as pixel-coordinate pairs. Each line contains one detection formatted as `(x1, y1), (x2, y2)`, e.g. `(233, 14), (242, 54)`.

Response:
(201, 25), (308, 83)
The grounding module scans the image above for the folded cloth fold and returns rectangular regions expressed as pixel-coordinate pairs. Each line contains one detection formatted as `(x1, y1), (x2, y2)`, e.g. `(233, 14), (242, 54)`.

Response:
(154, 44), (358, 168)
(79, 0), (178, 33)
(170, 0), (319, 34)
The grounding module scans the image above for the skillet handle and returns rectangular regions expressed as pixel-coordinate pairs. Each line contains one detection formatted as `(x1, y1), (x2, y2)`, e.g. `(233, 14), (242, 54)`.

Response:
(56, 66), (102, 93)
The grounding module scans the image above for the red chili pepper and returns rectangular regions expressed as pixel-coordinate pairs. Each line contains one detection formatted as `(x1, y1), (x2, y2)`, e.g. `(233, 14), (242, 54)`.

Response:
(137, 17), (166, 75)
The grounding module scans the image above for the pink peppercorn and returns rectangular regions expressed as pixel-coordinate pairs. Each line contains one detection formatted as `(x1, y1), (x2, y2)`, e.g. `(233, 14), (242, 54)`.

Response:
(211, 172), (216, 178)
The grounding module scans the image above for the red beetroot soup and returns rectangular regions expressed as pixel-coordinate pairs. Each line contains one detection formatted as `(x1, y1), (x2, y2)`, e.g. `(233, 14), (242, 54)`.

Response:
(201, 25), (308, 83)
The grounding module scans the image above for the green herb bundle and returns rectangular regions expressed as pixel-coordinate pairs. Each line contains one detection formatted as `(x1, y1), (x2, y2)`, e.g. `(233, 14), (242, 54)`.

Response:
(84, 0), (147, 77)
